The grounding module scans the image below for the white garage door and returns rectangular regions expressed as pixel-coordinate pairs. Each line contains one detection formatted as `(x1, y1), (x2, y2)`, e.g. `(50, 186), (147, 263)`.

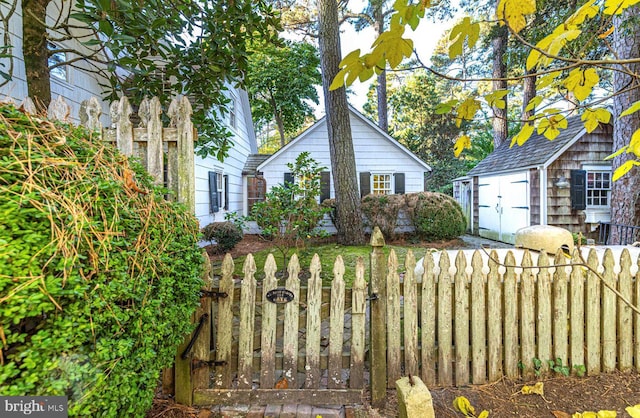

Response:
(477, 172), (530, 244)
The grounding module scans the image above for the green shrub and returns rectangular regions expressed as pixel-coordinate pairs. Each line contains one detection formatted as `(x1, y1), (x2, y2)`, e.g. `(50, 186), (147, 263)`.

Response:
(0, 104), (204, 417)
(361, 194), (404, 239)
(405, 192), (466, 240)
(202, 221), (244, 253)
(250, 152), (330, 263)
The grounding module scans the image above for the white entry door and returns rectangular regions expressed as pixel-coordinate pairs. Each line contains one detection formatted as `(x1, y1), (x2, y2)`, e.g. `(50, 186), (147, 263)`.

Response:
(477, 172), (530, 244)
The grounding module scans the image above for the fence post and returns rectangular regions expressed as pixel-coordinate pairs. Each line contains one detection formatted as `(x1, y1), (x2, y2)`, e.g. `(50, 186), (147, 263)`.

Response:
(169, 96), (195, 212)
(370, 226), (387, 408)
(175, 252), (213, 405)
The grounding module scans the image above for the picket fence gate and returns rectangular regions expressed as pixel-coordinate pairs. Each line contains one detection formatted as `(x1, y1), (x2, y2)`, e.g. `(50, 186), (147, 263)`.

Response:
(175, 228), (640, 408)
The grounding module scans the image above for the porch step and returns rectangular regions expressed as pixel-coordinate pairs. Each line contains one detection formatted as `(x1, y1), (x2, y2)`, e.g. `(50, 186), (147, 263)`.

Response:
(207, 404), (348, 417)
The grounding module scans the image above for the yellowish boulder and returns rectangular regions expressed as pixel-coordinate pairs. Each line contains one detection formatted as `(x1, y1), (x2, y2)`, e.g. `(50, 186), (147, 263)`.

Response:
(515, 225), (574, 255)
(396, 375), (435, 418)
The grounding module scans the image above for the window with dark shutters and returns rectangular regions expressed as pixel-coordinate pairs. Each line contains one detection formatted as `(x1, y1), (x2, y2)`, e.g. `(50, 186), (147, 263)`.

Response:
(394, 173), (405, 194)
(320, 171), (331, 203)
(570, 169), (586, 210)
(208, 171), (219, 213)
(359, 172), (371, 197)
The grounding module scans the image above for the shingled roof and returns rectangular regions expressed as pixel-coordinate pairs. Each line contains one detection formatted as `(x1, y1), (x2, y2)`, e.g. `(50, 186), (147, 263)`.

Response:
(242, 154), (271, 175)
(467, 116), (586, 176)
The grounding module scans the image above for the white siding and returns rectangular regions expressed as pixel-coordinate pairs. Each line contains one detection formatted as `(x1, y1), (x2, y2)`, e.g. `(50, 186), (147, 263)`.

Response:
(194, 88), (256, 228)
(0, 0), (111, 125)
(259, 111), (429, 197)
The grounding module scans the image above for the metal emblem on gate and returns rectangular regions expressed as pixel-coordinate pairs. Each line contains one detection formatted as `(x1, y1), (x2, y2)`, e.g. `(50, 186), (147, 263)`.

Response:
(265, 287), (295, 304)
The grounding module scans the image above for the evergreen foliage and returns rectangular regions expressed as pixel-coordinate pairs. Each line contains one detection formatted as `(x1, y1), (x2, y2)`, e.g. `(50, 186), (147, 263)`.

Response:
(0, 104), (204, 417)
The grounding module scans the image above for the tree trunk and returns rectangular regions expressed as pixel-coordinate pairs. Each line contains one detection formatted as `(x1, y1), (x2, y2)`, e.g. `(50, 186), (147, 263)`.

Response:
(491, 23), (508, 147)
(611, 9), (640, 236)
(317, 0), (365, 245)
(521, 69), (536, 125)
(374, 2), (388, 132)
(270, 94), (287, 147)
(22, 0), (51, 109)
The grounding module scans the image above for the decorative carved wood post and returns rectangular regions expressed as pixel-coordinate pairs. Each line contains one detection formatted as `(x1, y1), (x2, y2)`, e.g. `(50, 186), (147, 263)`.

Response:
(370, 227), (387, 408)
(139, 97), (164, 184)
(169, 96), (195, 213)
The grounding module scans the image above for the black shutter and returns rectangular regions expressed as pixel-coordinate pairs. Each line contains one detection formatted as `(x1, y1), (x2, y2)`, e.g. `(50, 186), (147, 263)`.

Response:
(284, 172), (294, 186)
(208, 171), (219, 213)
(394, 173), (405, 194)
(320, 171), (331, 203)
(570, 169), (586, 210)
(359, 172), (371, 197)
(223, 175), (229, 210)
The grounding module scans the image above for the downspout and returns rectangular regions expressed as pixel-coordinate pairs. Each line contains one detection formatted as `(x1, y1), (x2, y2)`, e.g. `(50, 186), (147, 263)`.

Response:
(539, 165), (547, 225)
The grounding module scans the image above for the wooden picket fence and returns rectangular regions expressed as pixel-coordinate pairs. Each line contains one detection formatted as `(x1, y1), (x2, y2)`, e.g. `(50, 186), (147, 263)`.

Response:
(177, 228), (640, 408)
(19, 94), (196, 212)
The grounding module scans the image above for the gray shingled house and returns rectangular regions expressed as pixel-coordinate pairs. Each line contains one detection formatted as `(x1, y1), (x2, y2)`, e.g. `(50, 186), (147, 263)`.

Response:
(453, 117), (613, 244)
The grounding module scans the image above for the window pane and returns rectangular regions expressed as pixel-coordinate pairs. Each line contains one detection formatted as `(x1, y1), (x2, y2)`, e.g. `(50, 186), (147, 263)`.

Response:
(585, 170), (611, 207)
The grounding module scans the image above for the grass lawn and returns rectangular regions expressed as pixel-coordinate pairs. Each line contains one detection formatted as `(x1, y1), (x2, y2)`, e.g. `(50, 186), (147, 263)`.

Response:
(209, 235), (467, 287)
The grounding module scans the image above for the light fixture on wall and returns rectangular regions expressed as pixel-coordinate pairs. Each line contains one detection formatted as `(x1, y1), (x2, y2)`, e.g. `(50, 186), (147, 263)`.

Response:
(555, 176), (570, 189)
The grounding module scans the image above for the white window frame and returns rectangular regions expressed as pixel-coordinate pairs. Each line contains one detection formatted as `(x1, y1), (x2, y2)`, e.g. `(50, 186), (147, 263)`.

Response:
(228, 95), (237, 129)
(583, 165), (611, 208)
(371, 173), (392, 195)
(48, 42), (68, 82)
(217, 171), (224, 211)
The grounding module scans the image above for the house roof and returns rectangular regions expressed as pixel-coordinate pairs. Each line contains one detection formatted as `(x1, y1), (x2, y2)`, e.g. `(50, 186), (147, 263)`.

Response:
(242, 153), (271, 174)
(256, 105), (432, 172)
(467, 116), (587, 176)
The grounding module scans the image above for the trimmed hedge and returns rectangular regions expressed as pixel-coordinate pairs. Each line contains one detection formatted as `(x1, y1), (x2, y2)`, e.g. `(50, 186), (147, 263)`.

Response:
(202, 221), (244, 253)
(405, 192), (466, 240)
(0, 104), (204, 417)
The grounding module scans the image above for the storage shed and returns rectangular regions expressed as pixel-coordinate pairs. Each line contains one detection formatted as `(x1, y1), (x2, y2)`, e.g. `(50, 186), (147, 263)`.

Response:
(456, 117), (613, 244)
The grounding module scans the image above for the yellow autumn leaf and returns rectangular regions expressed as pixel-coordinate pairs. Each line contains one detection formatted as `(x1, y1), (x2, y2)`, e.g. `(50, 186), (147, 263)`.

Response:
(496, 0), (536, 33)
(331, 50), (365, 90)
(521, 381), (544, 396)
(629, 128), (640, 156)
(452, 396), (475, 416)
(595, 410), (617, 417)
(510, 123), (535, 147)
(566, 0), (598, 26)
(581, 108), (611, 133)
(453, 135), (471, 157)
(527, 27), (581, 70)
(612, 159), (640, 181)
(619, 100), (640, 117)
(478, 411), (490, 418)
(599, 25), (615, 38)
(564, 68), (599, 101)
(449, 17), (480, 59)
(371, 24), (413, 68)
(604, 0), (640, 15)
(455, 98), (481, 127)
(524, 96), (544, 113)
(536, 71), (562, 90)
(626, 404), (640, 417)
(537, 115), (568, 140)
(604, 145), (629, 160)
(484, 89), (509, 109)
